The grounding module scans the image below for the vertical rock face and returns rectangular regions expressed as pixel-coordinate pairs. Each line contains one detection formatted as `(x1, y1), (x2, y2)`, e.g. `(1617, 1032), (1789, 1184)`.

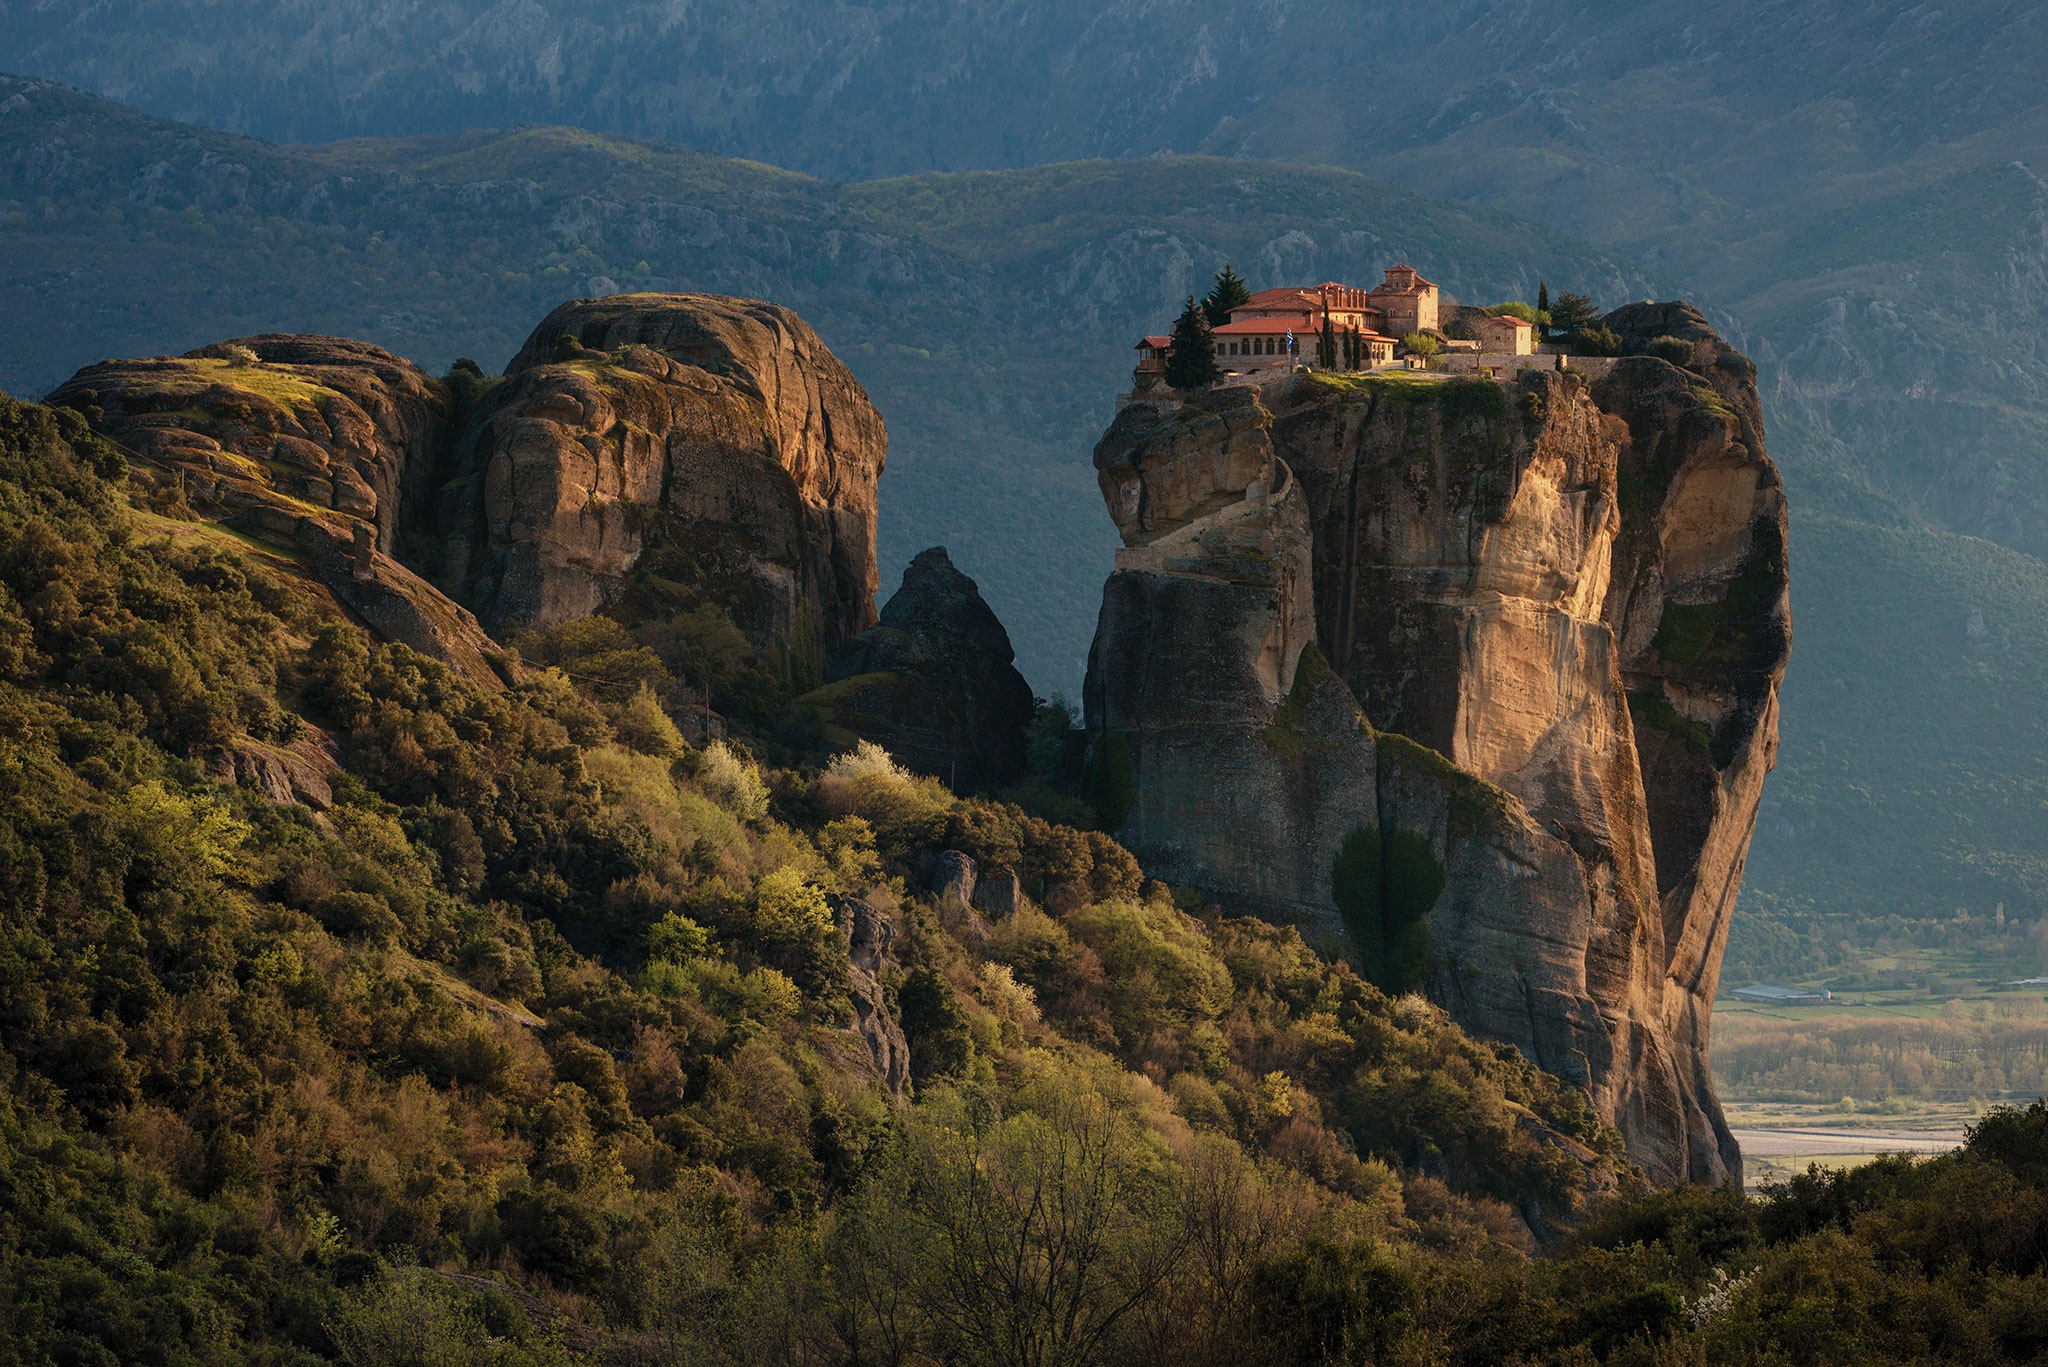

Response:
(1084, 313), (1789, 1185)
(819, 547), (1036, 793)
(428, 294), (888, 671)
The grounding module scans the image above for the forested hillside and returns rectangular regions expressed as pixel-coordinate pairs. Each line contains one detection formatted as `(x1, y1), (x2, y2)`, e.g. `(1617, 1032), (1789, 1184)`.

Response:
(7, 381), (2048, 1364)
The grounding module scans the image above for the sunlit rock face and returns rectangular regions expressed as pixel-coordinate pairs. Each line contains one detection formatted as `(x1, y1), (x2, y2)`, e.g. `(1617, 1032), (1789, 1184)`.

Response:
(431, 293), (888, 673)
(1085, 310), (1788, 1185)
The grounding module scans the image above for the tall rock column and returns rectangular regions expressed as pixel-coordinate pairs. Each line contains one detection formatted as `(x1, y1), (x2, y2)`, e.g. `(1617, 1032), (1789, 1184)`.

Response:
(1084, 387), (1382, 918)
(1085, 326), (1788, 1186)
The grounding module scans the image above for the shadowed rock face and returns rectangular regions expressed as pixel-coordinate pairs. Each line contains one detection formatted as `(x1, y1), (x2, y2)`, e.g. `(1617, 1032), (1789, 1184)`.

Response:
(1084, 310), (1789, 1185)
(821, 547), (1035, 794)
(429, 293), (888, 671)
(46, 335), (509, 686)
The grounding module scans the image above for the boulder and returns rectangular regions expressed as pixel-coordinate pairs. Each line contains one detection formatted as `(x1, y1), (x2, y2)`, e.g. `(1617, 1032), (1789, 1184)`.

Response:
(931, 850), (977, 909)
(971, 865), (1023, 918)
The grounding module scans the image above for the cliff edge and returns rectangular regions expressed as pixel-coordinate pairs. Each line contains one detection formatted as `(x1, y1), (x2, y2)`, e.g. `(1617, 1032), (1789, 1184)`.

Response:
(1084, 308), (1789, 1185)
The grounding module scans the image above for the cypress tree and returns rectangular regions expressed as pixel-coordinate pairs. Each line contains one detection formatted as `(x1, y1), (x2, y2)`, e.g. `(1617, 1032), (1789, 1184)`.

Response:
(1536, 281), (1552, 340)
(1317, 314), (1337, 369)
(1203, 262), (1252, 327)
(1164, 296), (1221, 391)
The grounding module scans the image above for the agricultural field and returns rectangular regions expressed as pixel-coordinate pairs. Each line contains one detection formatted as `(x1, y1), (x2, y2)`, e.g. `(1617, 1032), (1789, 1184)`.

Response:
(1713, 987), (2048, 1184)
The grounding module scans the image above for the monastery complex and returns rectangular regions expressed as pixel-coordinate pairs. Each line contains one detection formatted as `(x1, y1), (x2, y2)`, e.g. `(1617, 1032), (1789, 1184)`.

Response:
(1131, 264), (1546, 396)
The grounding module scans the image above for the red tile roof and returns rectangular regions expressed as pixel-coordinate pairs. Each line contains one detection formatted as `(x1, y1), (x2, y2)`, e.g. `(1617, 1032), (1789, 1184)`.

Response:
(1135, 335), (1172, 348)
(1215, 313), (1391, 340)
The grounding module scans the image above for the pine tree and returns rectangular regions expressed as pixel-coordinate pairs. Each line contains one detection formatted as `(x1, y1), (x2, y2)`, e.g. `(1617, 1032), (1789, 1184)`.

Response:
(1164, 296), (1221, 391)
(1203, 262), (1252, 327)
(1551, 290), (1599, 336)
(1536, 281), (1552, 341)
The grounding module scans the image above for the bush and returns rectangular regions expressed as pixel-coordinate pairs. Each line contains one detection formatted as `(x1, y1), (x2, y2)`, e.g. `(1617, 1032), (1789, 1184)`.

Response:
(1400, 332), (1440, 359)
(1645, 335), (1696, 366)
(1575, 325), (1625, 357)
(699, 740), (771, 821)
(1487, 301), (1538, 323)
(814, 740), (953, 858)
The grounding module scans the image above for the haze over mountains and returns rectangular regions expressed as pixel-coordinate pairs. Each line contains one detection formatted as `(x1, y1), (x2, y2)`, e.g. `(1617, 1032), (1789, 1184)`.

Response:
(5, 0), (2048, 960)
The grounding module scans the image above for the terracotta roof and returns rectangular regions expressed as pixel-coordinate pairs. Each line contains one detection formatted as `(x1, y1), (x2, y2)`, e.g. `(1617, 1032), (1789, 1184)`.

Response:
(1135, 335), (1172, 348)
(1214, 313), (1315, 335)
(1216, 313), (1392, 340)
(1242, 287), (1321, 308)
(1376, 264), (1438, 291)
(1485, 314), (1534, 328)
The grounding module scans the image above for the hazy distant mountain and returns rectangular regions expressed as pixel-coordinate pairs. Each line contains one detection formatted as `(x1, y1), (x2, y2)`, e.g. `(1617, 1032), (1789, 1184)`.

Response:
(8, 0), (2046, 593)
(0, 73), (1648, 689)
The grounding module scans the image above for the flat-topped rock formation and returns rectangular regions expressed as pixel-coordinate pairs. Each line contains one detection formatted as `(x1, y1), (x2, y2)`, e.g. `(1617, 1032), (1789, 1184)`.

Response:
(1084, 306), (1790, 1185)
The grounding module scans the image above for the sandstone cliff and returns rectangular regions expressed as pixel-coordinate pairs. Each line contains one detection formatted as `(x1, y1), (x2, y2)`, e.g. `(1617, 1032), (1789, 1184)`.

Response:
(1085, 313), (1789, 1185)
(46, 336), (510, 687)
(426, 294), (887, 675)
(45, 295), (892, 720)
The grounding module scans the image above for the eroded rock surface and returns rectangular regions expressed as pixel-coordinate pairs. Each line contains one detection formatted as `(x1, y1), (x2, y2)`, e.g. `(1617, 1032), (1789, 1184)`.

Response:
(819, 546), (1035, 793)
(47, 336), (510, 686)
(1084, 312), (1789, 1185)
(428, 294), (887, 673)
(839, 895), (910, 1100)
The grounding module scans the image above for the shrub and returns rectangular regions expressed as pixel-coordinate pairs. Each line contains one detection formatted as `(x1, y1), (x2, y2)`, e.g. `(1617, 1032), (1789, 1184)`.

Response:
(699, 740), (770, 821)
(1330, 825), (1439, 994)
(1487, 301), (1538, 323)
(1068, 899), (1233, 1041)
(614, 681), (685, 757)
(647, 910), (717, 963)
(1400, 332), (1440, 359)
(1645, 335), (1696, 366)
(1575, 325), (1625, 357)
(814, 740), (953, 859)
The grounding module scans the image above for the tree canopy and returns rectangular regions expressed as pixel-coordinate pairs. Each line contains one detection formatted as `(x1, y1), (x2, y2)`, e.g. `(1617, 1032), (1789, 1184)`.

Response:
(1164, 296), (1221, 390)
(1203, 262), (1252, 327)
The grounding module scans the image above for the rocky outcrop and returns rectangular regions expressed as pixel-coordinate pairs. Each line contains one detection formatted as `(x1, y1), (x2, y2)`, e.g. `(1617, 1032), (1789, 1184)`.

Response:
(47, 336), (511, 687)
(816, 547), (1035, 793)
(427, 294), (888, 673)
(47, 295), (891, 702)
(839, 896), (910, 1100)
(1084, 315), (1789, 1186)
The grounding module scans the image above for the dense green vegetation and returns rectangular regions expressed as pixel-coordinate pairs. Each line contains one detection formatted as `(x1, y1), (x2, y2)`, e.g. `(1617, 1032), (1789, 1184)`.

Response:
(0, 390), (1590, 1360)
